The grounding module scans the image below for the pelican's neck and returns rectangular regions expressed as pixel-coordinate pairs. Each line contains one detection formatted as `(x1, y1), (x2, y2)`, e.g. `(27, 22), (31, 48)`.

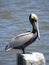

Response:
(30, 20), (37, 34)
(32, 25), (37, 33)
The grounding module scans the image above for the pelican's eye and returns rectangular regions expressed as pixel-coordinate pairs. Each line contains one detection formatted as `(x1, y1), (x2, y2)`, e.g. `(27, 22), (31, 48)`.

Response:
(34, 19), (37, 22)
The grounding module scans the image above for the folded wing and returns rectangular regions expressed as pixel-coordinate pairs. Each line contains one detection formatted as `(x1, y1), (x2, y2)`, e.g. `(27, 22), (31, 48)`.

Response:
(10, 32), (34, 48)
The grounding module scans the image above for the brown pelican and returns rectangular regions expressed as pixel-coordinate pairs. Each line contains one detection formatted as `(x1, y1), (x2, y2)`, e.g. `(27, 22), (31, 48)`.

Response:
(5, 14), (40, 54)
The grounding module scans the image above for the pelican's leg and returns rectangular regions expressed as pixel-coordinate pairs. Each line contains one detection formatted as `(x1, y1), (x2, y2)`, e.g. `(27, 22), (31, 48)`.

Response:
(22, 49), (25, 54)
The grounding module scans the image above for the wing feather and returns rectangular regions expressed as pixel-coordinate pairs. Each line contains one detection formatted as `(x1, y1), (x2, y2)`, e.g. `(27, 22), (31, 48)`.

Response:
(10, 32), (34, 48)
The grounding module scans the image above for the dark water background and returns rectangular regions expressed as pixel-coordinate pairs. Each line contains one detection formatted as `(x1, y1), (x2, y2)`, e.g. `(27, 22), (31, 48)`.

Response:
(0, 0), (49, 65)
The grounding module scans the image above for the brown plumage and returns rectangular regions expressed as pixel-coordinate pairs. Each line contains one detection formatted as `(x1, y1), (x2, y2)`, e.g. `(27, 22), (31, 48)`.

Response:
(5, 14), (40, 54)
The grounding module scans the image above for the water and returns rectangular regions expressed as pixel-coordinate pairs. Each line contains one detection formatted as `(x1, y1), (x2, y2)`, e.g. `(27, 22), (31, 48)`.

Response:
(0, 0), (49, 65)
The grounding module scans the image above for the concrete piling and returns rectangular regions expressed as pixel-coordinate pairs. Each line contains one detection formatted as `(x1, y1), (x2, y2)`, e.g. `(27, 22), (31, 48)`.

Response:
(17, 52), (46, 65)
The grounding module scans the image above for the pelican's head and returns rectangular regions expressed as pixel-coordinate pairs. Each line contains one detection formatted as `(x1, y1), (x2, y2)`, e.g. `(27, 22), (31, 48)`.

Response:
(29, 14), (40, 40)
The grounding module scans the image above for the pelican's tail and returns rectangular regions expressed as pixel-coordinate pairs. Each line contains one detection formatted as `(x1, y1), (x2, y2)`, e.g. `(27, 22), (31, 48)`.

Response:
(5, 44), (11, 51)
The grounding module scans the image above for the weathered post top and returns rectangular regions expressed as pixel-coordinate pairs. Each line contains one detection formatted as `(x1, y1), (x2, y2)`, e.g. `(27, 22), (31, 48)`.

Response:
(17, 52), (46, 65)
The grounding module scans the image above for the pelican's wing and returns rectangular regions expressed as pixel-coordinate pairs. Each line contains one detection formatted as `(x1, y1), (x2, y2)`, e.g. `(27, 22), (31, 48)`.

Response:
(5, 32), (34, 51)
(10, 32), (34, 47)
